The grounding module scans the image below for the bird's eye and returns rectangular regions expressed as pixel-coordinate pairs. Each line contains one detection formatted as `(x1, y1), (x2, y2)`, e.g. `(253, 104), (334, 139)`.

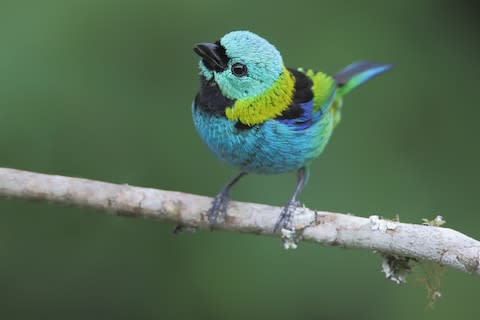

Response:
(231, 63), (248, 77)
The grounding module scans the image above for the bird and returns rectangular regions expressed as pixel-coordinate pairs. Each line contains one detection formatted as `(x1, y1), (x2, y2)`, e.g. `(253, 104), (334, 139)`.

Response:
(192, 30), (392, 233)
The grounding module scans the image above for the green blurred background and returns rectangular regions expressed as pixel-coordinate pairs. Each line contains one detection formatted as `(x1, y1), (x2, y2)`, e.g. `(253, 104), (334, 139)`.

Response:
(0, 0), (478, 319)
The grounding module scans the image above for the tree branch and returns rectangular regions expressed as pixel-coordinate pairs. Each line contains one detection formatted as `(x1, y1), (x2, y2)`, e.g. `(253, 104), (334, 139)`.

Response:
(0, 167), (479, 277)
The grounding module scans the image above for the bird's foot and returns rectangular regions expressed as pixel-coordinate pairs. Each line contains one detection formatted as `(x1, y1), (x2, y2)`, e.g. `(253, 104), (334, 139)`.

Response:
(274, 200), (305, 249)
(207, 189), (230, 226)
(274, 200), (301, 232)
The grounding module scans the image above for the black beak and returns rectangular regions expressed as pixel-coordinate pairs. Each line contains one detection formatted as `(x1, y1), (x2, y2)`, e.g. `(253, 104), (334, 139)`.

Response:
(193, 42), (227, 72)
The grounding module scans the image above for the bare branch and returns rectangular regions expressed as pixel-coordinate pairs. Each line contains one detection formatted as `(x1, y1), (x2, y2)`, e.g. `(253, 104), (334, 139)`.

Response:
(0, 167), (479, 276)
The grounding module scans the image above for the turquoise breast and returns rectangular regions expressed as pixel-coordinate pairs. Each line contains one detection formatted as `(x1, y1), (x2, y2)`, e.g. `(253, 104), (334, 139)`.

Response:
(192, 104), (334, 174)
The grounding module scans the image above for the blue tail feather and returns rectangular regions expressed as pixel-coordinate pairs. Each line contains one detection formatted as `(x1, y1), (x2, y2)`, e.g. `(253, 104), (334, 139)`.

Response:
(334, 61), (392, 96)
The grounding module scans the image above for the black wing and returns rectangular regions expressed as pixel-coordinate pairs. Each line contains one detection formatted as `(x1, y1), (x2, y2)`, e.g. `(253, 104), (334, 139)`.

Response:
(275, 68), (318, 131)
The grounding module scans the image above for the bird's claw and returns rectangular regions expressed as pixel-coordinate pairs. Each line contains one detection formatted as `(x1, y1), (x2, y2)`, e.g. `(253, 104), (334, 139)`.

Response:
(274, 200), (304, 249)
(274, 200), (301, 233)
(207, 190), (230, 226)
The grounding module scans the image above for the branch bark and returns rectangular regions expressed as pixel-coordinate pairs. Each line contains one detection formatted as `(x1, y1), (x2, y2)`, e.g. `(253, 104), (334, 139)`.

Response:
(0, 167), (479, 277)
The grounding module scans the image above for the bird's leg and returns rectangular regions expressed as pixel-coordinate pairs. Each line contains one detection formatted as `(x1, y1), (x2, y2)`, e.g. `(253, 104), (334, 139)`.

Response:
(274, 167), (309, 233)
(207, 172), (247, 225)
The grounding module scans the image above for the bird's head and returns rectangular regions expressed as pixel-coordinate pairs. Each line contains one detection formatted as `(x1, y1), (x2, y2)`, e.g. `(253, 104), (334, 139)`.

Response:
(193, 31), (284, 100)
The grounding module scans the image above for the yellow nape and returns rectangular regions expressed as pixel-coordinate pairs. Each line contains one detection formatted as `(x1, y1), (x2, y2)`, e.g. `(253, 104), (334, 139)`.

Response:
(304, 69), (335, 111)
(225, 68), (295, 126)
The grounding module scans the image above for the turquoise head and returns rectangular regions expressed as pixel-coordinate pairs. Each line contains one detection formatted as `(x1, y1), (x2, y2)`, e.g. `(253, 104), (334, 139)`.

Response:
(193, 31), (284, 100)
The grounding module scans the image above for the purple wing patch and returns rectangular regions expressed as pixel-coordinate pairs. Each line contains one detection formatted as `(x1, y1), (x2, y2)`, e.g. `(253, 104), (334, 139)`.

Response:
(275, 99), (322, 131)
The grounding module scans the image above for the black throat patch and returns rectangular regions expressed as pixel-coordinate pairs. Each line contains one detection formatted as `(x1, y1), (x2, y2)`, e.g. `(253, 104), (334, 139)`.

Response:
(194, 76), (235, 116)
